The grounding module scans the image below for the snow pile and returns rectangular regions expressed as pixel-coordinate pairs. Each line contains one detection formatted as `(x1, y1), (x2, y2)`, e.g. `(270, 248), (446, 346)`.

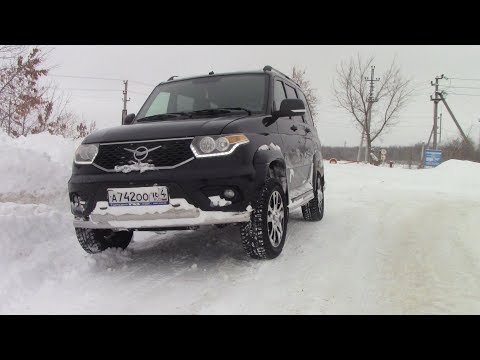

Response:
(0, 202), (84, 312)
(11, 132), (81, 165)
(432, 159), (480, 182)
(0, 131), (79, 208)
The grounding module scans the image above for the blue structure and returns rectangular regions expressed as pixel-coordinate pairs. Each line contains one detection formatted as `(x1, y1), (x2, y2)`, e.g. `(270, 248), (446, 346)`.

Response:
(424, 149), (442, 167)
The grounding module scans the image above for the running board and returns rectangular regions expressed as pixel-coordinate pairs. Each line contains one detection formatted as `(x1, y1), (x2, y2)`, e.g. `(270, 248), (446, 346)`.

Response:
(288, 190), (315, 210)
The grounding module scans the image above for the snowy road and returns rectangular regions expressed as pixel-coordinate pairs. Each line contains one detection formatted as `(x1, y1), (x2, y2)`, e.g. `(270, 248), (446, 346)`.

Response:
(1, 133), (480, 314)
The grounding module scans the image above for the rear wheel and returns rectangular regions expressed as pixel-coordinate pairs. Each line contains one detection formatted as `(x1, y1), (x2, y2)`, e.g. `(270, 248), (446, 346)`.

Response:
(301, 173), (324, 222)
(74, 228), (133, 254)
(240, 179), (287, 259)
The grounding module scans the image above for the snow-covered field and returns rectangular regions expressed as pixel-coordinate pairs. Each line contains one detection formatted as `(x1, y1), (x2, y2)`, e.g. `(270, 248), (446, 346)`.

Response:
(1, 132), (480, 314)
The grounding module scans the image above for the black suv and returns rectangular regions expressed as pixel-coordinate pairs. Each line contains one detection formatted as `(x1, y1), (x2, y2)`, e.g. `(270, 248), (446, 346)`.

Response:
(68, 66), (325, 259)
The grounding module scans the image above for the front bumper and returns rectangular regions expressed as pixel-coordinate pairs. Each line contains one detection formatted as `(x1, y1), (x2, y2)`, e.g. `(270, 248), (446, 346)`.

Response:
(68, 148), (268, 229)
(73, 199), (252, 230)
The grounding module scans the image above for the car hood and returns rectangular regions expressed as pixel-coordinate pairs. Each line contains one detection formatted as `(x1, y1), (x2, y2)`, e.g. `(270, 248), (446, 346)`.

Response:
(83, 114), (248, 144)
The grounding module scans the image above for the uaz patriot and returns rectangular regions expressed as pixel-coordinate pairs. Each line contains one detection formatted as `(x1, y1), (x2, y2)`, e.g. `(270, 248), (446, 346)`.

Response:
(68, 66), (325, 259)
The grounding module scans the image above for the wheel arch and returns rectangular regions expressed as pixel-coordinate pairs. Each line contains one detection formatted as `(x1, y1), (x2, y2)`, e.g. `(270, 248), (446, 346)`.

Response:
(313, 150), (325, 190)
(253, 146), (288, 196)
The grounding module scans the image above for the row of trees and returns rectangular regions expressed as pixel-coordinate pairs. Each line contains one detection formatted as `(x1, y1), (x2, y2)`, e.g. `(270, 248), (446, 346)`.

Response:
(0, 45), (95, 139)
(322, 137), (480, 165)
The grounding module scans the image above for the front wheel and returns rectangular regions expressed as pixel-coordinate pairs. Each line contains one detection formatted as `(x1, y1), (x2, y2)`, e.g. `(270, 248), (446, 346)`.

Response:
(301, 174), (324, 222)
(240, 179), (288, 259)
(74, 228), (133, 254)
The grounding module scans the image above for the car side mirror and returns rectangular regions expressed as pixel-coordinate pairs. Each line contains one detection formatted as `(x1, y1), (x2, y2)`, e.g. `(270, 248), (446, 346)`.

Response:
(272, 99), (306, 120)
(123, 113), (136, 125)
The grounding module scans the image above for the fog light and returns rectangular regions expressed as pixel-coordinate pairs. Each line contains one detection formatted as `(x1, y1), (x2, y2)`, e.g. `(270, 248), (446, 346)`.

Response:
(71, 194), (86, 213)
(224, 189), (235, 199)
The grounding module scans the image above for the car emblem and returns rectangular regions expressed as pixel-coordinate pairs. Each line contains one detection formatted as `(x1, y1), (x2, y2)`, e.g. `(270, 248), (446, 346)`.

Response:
(124, 145), (162, 162)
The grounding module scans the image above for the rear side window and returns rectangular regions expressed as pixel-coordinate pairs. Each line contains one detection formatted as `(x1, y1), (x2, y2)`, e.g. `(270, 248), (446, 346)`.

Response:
(274, 80), (287, 111)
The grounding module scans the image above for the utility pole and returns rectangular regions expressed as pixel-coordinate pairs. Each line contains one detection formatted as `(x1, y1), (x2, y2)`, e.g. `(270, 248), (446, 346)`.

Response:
(438, 112), (442, 145)
(430, 74), (444, 149)
(364, 66), (380, 162)
(122, 80), (130, 122)
(438, 92), (470, 144)
(426, 126), (434, 148)
(420, 141), (425, 167)
(478, 118), (480, 149)
(7, 100), (11, 136)
(357, 130), (364, 162)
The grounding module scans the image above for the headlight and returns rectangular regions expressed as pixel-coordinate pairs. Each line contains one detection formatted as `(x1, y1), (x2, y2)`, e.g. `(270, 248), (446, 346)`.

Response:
(199, 137), (216, 154)
(191, 134), (249, 158)
(74, 144), (99, 164)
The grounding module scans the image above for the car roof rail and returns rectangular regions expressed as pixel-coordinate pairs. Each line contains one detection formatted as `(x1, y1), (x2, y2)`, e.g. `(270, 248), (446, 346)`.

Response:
(167, 76), (179, 81)
(263, 65), (292, 80)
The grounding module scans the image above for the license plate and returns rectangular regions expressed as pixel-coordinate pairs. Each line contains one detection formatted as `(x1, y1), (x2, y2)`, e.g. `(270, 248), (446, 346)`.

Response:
(107, 186), (169, 206)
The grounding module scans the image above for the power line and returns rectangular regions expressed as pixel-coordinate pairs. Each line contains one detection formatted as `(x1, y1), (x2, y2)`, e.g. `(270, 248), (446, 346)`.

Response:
(49, 74), (155, 87)
(63, 88), (120, 92)
(441, 86), (480, 90)
(445, 77), (480, 81)
(62, 88), (148, 95)
(446, 92), (480, 97)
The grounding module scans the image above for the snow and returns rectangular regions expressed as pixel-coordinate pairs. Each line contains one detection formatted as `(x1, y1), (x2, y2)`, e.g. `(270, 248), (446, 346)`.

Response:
(0, 132), (78, 208)
(269, 143), (281, 151)
(258, 143), (281, 152)
(85, 198), (249, 228)
(209, 196), (232, 207)
(114, 162), (156, 173)
(1, 130), (480, 314)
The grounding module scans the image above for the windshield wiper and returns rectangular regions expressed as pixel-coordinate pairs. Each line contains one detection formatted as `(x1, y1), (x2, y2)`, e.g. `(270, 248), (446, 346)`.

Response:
(189, 107), (252, 116)
(136, 112), (191, 122)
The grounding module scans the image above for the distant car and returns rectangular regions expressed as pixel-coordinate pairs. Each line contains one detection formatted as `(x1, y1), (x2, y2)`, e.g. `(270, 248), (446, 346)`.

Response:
(329, 158), (338, 164)
(68, 66), (325, 259)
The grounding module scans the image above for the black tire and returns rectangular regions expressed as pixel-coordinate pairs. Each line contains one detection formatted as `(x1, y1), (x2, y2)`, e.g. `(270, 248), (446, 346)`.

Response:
(240, 179), (288, 259)
(301, 173), (324, 222)
(74, 228), (133, 254)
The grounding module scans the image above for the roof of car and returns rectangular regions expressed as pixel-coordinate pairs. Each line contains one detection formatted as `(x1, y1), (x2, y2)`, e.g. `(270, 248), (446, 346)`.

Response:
(158, 68), (295, 86)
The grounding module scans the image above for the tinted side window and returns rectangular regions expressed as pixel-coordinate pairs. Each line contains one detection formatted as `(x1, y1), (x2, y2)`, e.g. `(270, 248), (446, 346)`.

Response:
(284, 84), (298, 99)
(297, 89), (314, 127)
(145, 92), (170, 116)
(285, 83), (305, 122)
(274, 80), (287, 111)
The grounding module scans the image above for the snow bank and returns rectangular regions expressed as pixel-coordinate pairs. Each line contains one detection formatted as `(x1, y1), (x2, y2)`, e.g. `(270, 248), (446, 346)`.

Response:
(432, 159), (480, 179)
(9, 132), (81, 165)
(326, 159), (480, 198)
(0, 131), (79, 208)
(0, 202), (83, 312)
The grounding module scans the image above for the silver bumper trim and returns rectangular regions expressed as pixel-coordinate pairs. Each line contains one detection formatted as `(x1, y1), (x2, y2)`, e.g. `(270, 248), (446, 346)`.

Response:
(73, 199), (251, 230)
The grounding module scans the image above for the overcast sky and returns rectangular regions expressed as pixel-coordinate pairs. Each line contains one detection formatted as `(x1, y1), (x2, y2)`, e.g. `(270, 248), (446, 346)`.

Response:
(46, 45), (480, 147)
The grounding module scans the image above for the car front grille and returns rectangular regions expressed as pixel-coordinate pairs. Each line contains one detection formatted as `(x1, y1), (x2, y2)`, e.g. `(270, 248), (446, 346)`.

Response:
(93, 138), (194, 171)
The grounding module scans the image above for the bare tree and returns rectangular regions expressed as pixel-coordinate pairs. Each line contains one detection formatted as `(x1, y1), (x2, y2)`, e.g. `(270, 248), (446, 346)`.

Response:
(332, 55), (413, 162)
(0, 46), (49, 136)
(0, 46), (95, 139)
(291, 66), (318, 120)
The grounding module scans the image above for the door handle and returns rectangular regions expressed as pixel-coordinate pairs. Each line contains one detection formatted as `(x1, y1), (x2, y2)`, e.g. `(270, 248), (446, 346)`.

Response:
(290, 125), (298, 131)
(305, 127), (311, 133)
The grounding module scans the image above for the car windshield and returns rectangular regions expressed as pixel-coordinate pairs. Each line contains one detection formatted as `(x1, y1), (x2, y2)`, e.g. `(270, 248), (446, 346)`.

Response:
(135, 74), (267, 121)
